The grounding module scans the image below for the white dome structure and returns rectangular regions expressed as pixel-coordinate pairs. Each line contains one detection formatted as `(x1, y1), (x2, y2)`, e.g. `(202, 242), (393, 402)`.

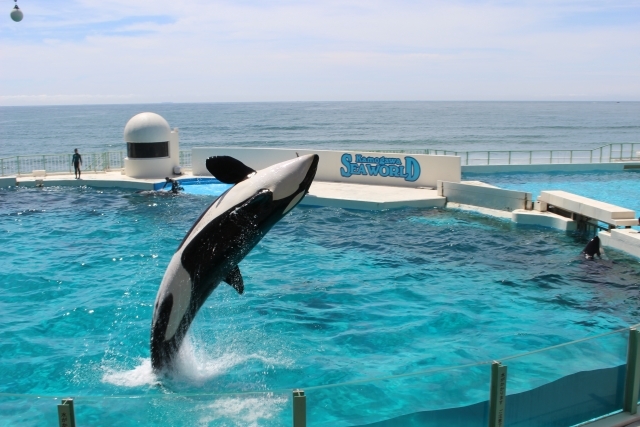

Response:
(123, 112), (181, 179)
(124, 112), (171, 143)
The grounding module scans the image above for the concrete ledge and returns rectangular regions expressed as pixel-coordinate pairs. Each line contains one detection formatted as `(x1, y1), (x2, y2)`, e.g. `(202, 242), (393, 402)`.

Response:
(539, 190), (635, 222)
(446, 202), (513, 219)
(301, 181), (446, 210)
(599, 229), (640, 259)
(463, 162), (640, 174)
(16, 171), (163, 191)
(439, 180), (532, 212)
(512, 209), (577, 231)
(0, 176), (17, 188)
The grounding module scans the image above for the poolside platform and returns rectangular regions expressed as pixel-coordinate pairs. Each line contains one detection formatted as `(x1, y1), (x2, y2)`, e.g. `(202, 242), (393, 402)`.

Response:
(599, 228), (640, 259)
(10, 171), (161, 190)
(302, 181), (445, 210)
(6, 172), (448, 211)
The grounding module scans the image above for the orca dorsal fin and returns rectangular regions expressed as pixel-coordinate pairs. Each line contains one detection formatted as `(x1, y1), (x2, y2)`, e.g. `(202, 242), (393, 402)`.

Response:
(206, 156), (256, 184)
(223, 265), (244, 294)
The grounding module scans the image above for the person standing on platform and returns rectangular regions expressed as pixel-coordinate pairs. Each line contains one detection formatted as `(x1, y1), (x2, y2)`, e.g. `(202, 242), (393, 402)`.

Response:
(72, 149), (82, 179)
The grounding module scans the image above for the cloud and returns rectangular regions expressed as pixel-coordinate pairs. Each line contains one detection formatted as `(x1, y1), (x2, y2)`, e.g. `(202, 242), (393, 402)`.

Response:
(1, 0), (639, 104)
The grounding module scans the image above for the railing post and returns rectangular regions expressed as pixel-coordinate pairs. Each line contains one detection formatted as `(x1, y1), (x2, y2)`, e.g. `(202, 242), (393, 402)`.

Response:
(610, 144), (613, 162)
(43, 155), (46, 172)
(293, 389), (306, 427)
(590, 150), (593, 163)
(466, 152), (469, 166)
(529, 151), (532, 164)
(508, 151), (511, 165)
(16, 156), (20, 176)
(600, 147), (603, 163)
(570, 150), (573, 163)
(57, 398), (76, 427)
(488, 361), (507, 427)
(624, 328), (640, 415)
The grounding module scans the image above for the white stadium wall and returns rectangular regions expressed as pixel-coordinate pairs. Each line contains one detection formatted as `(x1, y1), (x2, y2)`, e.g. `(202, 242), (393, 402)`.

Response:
(192, 148), (461, 188)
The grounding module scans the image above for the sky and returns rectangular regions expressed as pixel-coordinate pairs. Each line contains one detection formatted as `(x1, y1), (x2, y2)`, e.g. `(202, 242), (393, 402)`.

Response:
(1, 0), (639, 105)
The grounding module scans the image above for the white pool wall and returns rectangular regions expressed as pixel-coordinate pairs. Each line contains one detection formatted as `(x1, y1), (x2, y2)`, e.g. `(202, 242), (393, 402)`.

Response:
(192, 147), (461, 188)
(0, 177), (16, 188)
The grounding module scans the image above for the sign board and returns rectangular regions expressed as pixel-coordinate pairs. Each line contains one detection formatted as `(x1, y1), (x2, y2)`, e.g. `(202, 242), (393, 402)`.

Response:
(192, 148), (460, 188)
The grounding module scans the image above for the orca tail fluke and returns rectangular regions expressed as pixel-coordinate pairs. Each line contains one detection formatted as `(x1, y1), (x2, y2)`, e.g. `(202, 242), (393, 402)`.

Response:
(206, 156), (256, 184)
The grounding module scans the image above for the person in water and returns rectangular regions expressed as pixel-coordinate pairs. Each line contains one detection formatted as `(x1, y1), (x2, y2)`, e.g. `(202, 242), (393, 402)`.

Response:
(162, 177), (183, 194)
(72, 149), (82, 179)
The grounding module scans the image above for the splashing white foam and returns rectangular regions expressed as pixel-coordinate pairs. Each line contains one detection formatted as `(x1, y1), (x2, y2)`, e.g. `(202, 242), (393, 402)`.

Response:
(170, 337), (291, 385)
(101, 335), (292, 388)
(196, 394), (288, 427)
(101, 358), (161, 388)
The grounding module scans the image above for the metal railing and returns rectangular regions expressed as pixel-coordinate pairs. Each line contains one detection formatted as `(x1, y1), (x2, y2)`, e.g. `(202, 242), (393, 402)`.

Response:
(1, 144), (639, 177)
(372, 143), (640, 166)
(0, 151), (193, 177)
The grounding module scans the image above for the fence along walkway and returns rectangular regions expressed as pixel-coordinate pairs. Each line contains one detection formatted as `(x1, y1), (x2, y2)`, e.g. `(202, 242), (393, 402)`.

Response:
(374, 142), (640, 166)
(1, 144), (639, 177)
(0, 151), (192, 177)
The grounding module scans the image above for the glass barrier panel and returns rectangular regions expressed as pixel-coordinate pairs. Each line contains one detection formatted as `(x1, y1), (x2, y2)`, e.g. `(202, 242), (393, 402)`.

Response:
(502, 328), (629, 427)
(305, 363), (490, 427)
(0, 394), (60, 426)
(73, 391), (291, 427)
(0, 391), (291, 427)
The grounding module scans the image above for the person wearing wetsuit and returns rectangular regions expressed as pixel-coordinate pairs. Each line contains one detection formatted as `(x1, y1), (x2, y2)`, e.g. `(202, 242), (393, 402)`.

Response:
(162, 177), (182, 194)
(72, 149), (82, 179)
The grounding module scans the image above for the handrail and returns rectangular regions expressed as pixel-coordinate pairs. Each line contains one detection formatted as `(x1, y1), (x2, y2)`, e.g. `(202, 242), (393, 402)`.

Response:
(368, 142), (640, 166)
(1, 144), (639, 177)
(0, 150), (194, 177)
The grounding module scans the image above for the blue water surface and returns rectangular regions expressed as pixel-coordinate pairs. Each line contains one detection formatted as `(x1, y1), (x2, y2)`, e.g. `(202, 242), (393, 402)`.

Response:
(474, 170), (640, 229)
(1, 182), (639, 426)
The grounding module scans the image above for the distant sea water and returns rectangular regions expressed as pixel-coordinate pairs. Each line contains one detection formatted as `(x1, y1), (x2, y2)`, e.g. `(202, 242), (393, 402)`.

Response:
(1, 102), (639, 158)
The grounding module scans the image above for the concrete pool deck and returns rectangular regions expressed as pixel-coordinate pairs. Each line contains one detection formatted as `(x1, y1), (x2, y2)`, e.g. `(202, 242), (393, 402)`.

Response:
(4, 171), (448, 210)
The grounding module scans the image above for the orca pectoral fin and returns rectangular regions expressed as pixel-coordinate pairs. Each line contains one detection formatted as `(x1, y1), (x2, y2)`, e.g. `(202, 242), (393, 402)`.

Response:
(224, 265), (244, 294)
(206, 156), (257, 184)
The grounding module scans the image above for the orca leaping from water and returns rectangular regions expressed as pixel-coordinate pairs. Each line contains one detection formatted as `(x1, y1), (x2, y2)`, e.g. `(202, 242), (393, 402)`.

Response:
(150, 154), (319, 371)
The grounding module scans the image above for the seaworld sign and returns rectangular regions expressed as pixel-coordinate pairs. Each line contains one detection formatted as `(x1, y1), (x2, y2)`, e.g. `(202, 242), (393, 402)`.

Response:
(340, 154), (421, 182)
(193, 148), (461, 188)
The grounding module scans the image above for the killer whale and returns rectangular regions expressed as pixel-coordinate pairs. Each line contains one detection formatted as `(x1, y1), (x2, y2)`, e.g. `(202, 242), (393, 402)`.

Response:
(582, 235), (602, 259)
(150, 154), (319, 371)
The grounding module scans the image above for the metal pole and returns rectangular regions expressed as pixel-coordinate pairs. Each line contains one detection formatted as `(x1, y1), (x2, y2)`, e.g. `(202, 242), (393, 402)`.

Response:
(466, 152), (469, 166)
(590, 150), (593, 163)
(488, 362), (507, 427)
(600, 147), (603, 163)
(508, 151), (511, 165)
(570, 151), (573, 163)
(293, 389), (306, 427)
(529, 151), (532, 164)
(624, 328), (640, 415)
(17, 156), (20, 176)
(57, 398), (76, 427)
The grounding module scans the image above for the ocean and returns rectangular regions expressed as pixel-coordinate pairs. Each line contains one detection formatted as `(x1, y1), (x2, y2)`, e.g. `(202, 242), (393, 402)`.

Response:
(1, 102), (639, 158)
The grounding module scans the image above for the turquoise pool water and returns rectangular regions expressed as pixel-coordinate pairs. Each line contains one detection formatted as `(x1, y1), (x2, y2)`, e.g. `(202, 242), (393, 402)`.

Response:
(474, 170), (640, 225)
(1, 176), (639, 426)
